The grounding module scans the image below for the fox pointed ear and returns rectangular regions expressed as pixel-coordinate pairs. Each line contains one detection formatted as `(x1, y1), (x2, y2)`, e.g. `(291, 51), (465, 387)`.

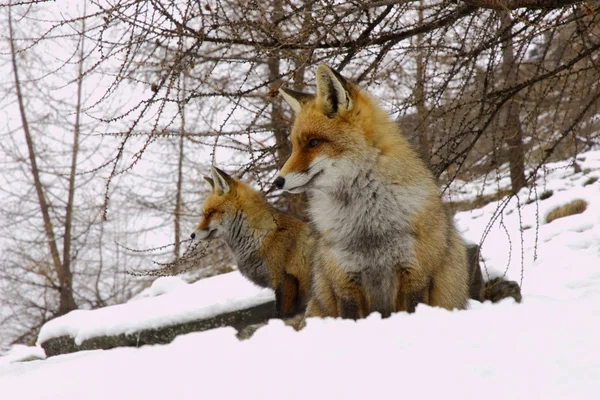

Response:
(279, 87), (314, 114)
(203, 176), (214, 191)
(315, 64), (353, 116)
(210, 166), (233, 195)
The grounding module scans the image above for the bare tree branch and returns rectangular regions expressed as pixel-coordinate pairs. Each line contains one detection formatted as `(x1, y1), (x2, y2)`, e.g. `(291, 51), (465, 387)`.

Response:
(462, 0), (586, 10)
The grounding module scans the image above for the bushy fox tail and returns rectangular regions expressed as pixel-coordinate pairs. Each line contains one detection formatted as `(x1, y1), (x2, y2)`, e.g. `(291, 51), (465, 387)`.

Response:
(467, 244), (522, 304)
(483, 277), (522, 303)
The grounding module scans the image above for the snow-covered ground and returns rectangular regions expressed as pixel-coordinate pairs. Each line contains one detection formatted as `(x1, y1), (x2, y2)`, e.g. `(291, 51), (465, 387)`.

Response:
(1, 151), (599, 399)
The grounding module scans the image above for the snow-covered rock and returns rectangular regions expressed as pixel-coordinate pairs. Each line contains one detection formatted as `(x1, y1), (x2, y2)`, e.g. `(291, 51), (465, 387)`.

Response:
(37, 272), (274, 349)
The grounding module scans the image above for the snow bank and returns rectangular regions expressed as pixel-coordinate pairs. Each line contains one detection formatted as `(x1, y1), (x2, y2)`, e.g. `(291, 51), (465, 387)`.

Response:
(0, 345), (45, 366)
(2, 300), (599, 399)
(37, 272), (274, 346)
(4, 150), (599, 400)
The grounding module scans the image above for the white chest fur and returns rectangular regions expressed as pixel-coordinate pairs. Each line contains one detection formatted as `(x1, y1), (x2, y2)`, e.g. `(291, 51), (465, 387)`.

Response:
(308, 161), (429, 274)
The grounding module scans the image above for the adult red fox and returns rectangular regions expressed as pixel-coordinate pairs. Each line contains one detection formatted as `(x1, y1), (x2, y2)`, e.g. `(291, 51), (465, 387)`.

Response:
(191, 166), (314, 318)
(274, 65), (470, 319)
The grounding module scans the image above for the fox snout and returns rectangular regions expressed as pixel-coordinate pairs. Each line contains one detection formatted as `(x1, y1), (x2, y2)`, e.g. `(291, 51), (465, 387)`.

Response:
(274, 170), (318, 193)
(190, 226), (216, 241)
(275, 156), (330, 193)
(274, 176), (285, 189)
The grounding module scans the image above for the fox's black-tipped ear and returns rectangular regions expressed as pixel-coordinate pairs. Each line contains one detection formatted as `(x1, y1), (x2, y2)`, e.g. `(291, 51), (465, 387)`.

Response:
(315, 64), (353, 116)
(210, 166), (232, 195)
(279, 87), (314, 114)
(203, 176), (214, 191)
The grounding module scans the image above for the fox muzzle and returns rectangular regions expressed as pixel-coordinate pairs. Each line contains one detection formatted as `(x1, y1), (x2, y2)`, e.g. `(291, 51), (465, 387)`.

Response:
(190, 228), (216, 241)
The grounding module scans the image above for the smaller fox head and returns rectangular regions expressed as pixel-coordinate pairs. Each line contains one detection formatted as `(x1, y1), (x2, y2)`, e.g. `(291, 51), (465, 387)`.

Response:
(191, 166), (239, 241)
(274, 64), (393, 193)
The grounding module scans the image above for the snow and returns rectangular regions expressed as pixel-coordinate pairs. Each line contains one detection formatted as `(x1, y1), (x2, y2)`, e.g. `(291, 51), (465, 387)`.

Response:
(2, 303), (599, 399)
(0, 346), (45, 366)
(36, 272), (274, 346)
(2, 150), (600, 399)
(453, 151), (600, 293)
(130, 276), (191, 300)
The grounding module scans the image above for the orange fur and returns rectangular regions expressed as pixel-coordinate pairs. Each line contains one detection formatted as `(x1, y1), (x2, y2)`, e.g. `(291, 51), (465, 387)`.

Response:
(278, 65), (470, 319)
(194, 170), (315, 318)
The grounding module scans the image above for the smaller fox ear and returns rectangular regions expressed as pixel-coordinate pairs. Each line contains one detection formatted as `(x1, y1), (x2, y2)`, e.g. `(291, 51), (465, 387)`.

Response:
(315, 64), (353, 116)
(210, 166), (232, 195)
(203, 176), (214, 191)
(279, 87), (314, 114)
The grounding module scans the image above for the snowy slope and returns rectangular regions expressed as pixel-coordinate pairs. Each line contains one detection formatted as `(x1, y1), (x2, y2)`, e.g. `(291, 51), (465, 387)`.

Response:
(453, 151), (600, 298)
(1, 150), (600, 400)
(37, 272), (274, 346)
(1, 303), (599, 400)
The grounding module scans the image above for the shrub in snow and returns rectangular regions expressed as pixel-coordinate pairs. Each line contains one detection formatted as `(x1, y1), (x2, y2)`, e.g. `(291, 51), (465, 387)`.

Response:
(545, 199), (588, 223)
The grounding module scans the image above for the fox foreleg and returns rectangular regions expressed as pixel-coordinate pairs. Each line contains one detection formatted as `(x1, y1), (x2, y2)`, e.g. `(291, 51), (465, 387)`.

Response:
(396, 266), (430, 313)
(275, 273), (301, 318)
(336, 272), (368, 320)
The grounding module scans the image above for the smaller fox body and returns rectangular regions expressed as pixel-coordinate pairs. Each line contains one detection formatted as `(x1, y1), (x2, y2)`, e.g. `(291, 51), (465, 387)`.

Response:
(192, 166), (314, 318)
(275, 65), (469, 319)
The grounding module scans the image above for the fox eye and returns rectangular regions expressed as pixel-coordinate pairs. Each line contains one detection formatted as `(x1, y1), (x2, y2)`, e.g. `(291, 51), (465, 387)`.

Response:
(204, 210), (215, 219)
(307, 138), (321, 148)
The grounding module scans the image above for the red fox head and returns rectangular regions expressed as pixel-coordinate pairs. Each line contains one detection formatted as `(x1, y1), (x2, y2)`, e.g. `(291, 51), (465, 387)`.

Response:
(274, 64), (395, 193)
(191, 166), (239, 241)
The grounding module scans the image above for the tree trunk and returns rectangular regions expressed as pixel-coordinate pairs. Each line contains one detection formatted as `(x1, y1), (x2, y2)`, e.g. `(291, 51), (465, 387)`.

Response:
(292, 3), (312, 93)
(499, 13), (526, 192)
(174, 77), (186, 258)
(280, 0), (314, 219)
(267, 0), (291, 168)
(8, 3), (76, 315)
(268, 0), (304, 217)
(415, 1), (429, 163)
(60, 5), (88, 315)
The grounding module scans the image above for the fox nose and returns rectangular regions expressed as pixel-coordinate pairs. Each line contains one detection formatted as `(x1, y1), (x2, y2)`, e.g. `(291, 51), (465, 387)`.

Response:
(190, 232), (196, 239)
(274, 176), (285, 189)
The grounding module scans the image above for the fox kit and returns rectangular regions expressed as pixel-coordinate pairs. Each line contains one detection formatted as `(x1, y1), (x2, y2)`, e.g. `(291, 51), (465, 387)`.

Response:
(274, 65), (470, 319)
(191, 166), (314, 318)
